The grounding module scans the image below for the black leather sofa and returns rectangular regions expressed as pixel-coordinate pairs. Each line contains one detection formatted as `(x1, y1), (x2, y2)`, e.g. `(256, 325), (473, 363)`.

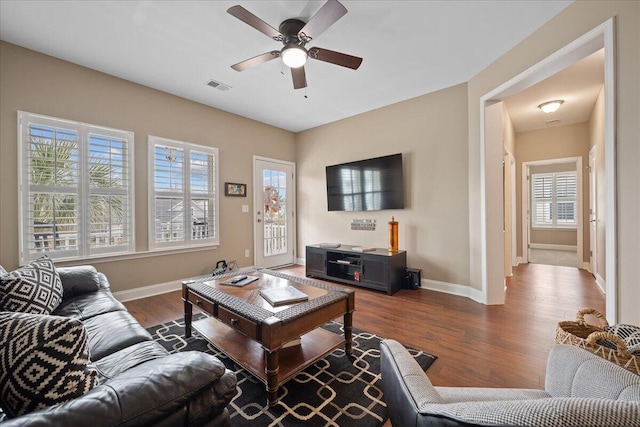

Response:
(0, 265), (237, 426)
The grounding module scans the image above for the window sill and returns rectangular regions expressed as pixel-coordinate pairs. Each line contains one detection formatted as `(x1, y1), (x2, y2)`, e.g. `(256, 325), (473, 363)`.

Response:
(53, 244), (219, 268)
(531, 227), (577, 231)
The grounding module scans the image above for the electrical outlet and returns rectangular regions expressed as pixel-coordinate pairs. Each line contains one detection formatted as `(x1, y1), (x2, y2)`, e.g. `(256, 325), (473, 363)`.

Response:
(244, 249), (250, 258)
(242, 205), (249, 213)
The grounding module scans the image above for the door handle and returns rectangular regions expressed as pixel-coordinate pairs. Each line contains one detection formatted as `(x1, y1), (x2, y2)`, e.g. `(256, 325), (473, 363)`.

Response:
(257, 219), (262, 222)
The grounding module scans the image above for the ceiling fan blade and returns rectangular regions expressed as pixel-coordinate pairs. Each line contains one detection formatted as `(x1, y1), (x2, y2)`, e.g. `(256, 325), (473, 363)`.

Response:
(308, 47), (362, 70)
(231, 51), (280, 71)
(291, 66), (307, 89)
(227, 5), (284, 40)
(298, 0), (347, 41)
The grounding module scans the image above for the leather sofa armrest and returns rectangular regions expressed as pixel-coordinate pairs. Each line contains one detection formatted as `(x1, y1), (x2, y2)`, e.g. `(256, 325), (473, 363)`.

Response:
(0, 352), (237, 427)
(57, 265), (102, 298)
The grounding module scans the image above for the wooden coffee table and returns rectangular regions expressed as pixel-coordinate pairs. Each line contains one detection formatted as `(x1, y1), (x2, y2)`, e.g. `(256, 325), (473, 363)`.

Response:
(182, 268), (355, 406)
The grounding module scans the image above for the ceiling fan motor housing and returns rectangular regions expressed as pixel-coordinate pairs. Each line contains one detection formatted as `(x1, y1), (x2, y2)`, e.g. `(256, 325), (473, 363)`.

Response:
(279, 18), (307, 45)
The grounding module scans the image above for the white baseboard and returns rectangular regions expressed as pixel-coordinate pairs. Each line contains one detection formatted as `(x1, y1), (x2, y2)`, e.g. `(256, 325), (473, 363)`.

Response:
(529, 243), (577, 251)
(581, 262), (590, 270)
(115, 261), (483, 306)
(594, 272), (606, 294)
(297, 257), (306, 265)
(517, 256), (525, 265)
(113, 279), (182, 302)
(420, 278), (484, 304)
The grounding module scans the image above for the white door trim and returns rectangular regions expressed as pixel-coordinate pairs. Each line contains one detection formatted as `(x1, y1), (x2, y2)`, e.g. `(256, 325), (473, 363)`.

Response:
(478, 18), (616, 322)
(252, 156), (296, 268)
(589, 146), (597, 276)
(521, 157), (583, 269)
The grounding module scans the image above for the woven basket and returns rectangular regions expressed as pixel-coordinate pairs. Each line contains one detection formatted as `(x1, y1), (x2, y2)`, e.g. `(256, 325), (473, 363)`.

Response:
(556, 308), (640, 375)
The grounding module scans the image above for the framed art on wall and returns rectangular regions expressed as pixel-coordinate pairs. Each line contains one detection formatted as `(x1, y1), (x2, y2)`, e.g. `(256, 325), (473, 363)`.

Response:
(225, 182), (246, 197)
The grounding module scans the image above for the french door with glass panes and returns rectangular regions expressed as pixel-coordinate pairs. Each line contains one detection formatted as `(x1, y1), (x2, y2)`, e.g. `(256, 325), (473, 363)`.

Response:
(253, 157), (295, 268)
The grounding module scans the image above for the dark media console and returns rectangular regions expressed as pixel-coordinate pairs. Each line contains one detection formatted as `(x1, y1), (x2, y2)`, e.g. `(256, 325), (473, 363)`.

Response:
(305, 244), (407, 295)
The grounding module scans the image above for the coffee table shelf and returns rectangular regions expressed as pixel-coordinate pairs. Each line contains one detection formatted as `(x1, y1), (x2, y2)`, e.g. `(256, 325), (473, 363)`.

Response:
(192, 316), (345, 386)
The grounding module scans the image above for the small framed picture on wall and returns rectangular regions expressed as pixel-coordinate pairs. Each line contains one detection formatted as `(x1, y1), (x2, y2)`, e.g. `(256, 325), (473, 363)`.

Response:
(225, 182), (247, 197)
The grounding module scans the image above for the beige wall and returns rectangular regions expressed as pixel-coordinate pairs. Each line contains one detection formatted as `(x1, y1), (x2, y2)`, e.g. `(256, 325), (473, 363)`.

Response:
(468, 1), (640, 324)
(296, 84), (470, 286)
(0, 41), (296, 292)
(588, 87), (606, 279)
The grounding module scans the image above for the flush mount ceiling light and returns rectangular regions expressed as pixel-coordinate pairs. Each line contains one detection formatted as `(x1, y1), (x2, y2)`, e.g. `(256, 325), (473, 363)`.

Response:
(281, 45), (308, 68)
(538, 100), (564, 113)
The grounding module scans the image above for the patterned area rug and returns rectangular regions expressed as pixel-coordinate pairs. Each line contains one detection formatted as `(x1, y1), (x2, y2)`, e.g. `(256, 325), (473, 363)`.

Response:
(147, 314), (436, 427)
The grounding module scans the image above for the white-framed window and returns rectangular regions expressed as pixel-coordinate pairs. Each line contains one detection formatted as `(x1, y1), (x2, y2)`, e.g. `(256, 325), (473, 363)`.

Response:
(18, 111), (135, 264)
(148, 136), (219, 250)
(531, 172), (577, 229)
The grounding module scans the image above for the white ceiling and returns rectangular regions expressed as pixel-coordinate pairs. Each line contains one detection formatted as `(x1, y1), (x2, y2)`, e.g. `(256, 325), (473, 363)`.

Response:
(0, 1), (573, 133)
(505, 49), (604, 133)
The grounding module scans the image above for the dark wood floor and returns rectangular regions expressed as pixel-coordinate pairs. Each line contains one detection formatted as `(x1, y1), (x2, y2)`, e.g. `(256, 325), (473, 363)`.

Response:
(124, 262), (604, 390)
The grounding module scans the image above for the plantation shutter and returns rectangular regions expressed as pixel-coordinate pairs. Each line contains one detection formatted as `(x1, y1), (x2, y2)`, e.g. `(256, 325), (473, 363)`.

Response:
(149, 137), (219, 250)
(531, 172), (577, 229)
(555, 173), (577, 225)
(23, 120), (81, 260)
(151, 143), (186, 247)
(87, 132), (134, 255)
(19, 112), (135, 263)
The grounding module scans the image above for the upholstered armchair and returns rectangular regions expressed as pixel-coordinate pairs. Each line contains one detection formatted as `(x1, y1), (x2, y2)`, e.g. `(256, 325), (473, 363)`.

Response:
(380, 340), (640, 427)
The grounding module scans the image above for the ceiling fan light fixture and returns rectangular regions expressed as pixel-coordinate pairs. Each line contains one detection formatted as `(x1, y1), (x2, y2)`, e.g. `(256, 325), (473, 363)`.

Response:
(538, 100), (564, 113)
(281, 45), (308, 68)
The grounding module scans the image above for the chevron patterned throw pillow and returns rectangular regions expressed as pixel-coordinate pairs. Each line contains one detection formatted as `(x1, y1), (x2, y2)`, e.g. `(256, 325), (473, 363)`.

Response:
(0, 256), (63, 314)
(0, 312), (99, 417)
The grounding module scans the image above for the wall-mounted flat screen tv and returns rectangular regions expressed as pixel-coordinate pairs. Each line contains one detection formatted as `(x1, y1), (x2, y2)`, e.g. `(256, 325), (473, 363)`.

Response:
(326, 153), (404, 211)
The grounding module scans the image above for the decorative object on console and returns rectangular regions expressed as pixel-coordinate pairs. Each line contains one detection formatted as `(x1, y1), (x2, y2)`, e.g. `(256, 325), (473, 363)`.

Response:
(227, 0), (363, 90)
(352, 246), (375, 252)
(0, 256), (63, 315)
(388, 216), (398, 252)
(0, 312), (99, 417)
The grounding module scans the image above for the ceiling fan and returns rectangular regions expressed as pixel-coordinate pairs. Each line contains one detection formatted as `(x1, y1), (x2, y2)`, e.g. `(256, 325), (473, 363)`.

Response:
(227, 0), (363, 89)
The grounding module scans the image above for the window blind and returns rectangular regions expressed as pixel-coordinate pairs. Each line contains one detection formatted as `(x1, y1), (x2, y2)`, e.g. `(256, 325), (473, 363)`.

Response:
(531, 172), (577, 229)
(148, 137), (218, 250)
(19, 112), (134, 263)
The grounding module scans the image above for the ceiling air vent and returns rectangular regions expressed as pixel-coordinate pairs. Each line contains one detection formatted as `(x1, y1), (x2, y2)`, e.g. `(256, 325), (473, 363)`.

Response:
(206, 79), (231, 92)
(546, 119), (561, 126)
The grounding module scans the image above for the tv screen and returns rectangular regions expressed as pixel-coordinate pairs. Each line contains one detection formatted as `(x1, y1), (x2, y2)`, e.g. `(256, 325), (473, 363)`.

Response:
(326, 153), (404, 211)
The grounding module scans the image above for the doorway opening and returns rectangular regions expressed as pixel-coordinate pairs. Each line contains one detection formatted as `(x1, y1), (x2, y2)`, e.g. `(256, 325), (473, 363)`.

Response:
(522, 157), (583, 269)
(480, 19), (616, 322)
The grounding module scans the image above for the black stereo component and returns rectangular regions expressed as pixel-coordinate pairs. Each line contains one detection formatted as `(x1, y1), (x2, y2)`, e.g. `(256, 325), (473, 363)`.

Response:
(404, 268), (422, 290)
